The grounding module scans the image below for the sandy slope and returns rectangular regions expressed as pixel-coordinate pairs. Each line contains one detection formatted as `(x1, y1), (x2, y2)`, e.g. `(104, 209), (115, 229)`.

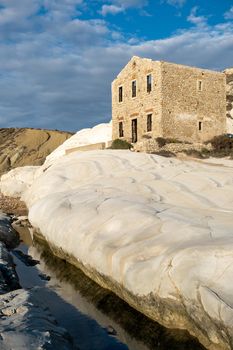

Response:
(0, 128), (73, 175)
(1, 150), (233, 350)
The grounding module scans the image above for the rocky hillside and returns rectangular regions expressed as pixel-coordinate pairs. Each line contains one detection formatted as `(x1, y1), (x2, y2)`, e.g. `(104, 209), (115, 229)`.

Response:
(0, 128), (73, 175)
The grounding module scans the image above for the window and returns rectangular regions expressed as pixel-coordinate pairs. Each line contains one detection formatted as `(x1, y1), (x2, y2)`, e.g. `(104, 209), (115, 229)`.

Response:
(197, 80), (203, 91)
(119, 121), (124, 137)
(147, 114), (152, 132)
(199, 121), (202, 131)
(147, 74), (152, 93)
(119, 86), (123, 102)
(132, 80), (136, 97)
(132, 118), (137, 143)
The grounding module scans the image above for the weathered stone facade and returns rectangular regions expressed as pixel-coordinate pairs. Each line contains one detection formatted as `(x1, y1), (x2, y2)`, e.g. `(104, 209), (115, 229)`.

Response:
(112, 56), (226, 143)
(224, 69), (233, 134)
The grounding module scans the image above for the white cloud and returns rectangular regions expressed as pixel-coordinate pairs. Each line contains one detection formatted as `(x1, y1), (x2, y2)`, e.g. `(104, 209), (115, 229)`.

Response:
(0, 0), (232, 131)
(187, 7), (207, 27)
(42, 0), (83, 19)
(100, 4), (124, 16)
(224, 6), (233, 20)
(100, 0), (147, 16)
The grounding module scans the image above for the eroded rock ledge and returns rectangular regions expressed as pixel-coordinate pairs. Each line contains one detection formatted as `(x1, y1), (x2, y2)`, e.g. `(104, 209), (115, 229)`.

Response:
(2, 150), (233, 350)
(33, 229), (230, 350)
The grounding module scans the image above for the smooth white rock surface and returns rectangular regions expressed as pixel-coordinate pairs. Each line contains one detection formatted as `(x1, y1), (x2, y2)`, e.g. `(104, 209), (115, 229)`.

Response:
(44, 121), (112, 164)
(1, 149), (233, 348)
(0, 121), (112, 197)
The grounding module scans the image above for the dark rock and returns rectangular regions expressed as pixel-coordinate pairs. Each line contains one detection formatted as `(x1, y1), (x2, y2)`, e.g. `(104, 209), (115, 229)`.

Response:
(0, 214), (20, 249)
(0, 242), (20, 294)
(12, 250), (40, 266)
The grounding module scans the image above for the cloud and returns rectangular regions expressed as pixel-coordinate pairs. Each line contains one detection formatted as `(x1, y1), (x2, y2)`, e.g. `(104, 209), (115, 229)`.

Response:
(100, 4), (124, 16)
(0, 0), (232, 131)
(187, 7), (207, 27)
(100, 0), (147, 16)
(224, 6), (233, 20)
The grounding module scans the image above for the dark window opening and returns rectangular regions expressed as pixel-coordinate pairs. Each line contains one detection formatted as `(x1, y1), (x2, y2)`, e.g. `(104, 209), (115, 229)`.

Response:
(199, 121), (202, 131)
(119, 121), (124, 137)
(147, 114), (152, 132)
(132, 80), (136, 98)
(198, 80), (203, 91)
(119, 86), (123, 102)
(132, 118), (137, 143)
(147, 74), (152, 93)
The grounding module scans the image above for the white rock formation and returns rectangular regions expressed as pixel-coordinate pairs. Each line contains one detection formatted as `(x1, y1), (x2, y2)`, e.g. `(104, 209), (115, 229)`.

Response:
(0, 122), (112, 196)
(45, 121), (112, 164)
(0, 166), (39, 198)
(1, 149), (233, 350)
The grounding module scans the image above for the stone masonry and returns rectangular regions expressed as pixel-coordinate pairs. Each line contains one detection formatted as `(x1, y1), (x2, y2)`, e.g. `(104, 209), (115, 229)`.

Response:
(225, 68), (233, 134)
(112, 56), (227, 144)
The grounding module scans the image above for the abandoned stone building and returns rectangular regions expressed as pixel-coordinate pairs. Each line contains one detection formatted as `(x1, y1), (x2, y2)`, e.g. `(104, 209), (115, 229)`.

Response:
(112, 56), (228, 144)
(225, 68), (233, 134)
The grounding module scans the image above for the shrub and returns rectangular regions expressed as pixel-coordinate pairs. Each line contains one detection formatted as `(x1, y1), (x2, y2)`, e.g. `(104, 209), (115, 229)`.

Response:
(156, 137), (167, 148)
(156, 137), (185, 148)
(204, 134), (233, 157)
(110, 139), (133, 150)
(208, 134), (233, 152)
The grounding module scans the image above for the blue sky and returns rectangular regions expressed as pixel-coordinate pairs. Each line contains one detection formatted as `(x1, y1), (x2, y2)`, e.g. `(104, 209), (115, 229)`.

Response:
(0, 0), (232, 131)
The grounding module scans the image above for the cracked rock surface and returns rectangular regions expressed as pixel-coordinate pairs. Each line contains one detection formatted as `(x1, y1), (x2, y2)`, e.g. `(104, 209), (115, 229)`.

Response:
(1, 150), (233, 350)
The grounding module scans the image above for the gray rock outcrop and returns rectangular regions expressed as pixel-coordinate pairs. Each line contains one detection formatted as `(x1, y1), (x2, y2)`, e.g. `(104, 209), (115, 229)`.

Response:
(0, 288), (77, 349)
(0, 213), (77, 349)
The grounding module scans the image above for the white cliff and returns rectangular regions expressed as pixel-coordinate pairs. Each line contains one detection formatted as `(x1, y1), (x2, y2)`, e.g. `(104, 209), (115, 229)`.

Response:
(1, 148), (233, 350)
(44, 121), (112, 164)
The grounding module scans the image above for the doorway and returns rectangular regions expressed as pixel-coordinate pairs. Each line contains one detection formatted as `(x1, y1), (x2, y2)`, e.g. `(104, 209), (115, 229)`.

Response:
(131, 118), (137, 143)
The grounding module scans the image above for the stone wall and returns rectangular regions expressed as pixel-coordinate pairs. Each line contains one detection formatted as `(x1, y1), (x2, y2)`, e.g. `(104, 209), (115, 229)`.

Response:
(112, 56), (227, 145)
(112, 56), (163, 142)
(224, 69), (233, 134)
(133, 138), (212, 154)
(161, 62), (226, 142)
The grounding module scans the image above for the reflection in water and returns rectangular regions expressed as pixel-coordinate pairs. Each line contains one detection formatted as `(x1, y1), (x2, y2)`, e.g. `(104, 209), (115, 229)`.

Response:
(14, 226), (206, 350)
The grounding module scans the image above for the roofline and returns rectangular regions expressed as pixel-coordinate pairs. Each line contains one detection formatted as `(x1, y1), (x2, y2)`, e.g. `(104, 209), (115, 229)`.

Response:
(160, 60), (224, 75)
(113, 56), (225, 83)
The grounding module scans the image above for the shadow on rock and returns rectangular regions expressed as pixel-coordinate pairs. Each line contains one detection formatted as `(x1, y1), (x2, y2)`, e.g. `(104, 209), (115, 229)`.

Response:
(35, 238), (206, 350)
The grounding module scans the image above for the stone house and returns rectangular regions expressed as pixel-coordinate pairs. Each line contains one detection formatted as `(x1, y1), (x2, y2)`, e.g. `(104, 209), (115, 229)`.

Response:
(112, 56), (227, 143)
(225, 68), (233, 134)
